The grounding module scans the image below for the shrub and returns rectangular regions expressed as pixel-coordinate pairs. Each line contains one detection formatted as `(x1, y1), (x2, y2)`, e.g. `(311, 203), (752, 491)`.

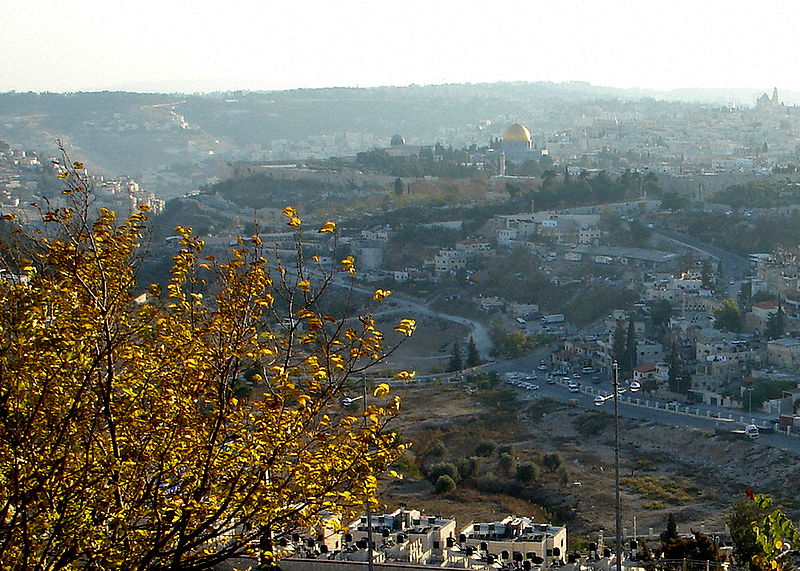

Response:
(475, 440), (497, 457)
(542, 452), (563, 473)
(499, 452), (516, 476)
(516, 462), (539, 483)
(573, 412), (612, 436)
(393, 453), (422, 479)
(498, 443), (516, 456)
(456, 456), (481, 481)
(435, 475), (457, 494)
(427, 462), (460, 484)
(427, 438), (447, 458)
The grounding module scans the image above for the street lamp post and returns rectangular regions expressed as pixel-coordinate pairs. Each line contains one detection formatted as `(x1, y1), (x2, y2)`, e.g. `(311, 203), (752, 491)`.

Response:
(594, 361), (639, 571)
(613, 364), (622, 571)
(363, 379), (374, 571)
(346, 381), (374, 571)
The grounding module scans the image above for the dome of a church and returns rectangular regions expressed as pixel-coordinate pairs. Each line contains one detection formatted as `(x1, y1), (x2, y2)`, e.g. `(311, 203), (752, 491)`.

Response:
(503, 123), (532, 143)
(390, 134), (406, 146)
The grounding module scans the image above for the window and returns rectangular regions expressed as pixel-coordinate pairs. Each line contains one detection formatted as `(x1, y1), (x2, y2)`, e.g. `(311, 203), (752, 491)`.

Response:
(433, 541), (440, 549)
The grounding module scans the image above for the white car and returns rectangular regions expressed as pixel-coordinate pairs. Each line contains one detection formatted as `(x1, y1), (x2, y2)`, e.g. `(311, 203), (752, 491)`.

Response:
(567, 382), (580, 393)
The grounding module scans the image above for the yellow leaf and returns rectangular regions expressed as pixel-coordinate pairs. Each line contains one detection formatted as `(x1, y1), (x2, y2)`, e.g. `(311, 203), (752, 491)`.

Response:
(288, 217), (301, 227)
(0, 213), (15, 221)
(282, 206), (297, 218)
(341, 256), (356, 275)
(318, 221), (336, 233)
(387, 470), (403, 480)
(775, 539), (783, 550)
(57, 171), (68, 179)
(373, 289), (391, 301)
(73, 162), (84, 169)
(394, 318), (416, 337)
(298, 280), (311, 292)
(393, 370), (415, 381)
(373, 383), (390, 398)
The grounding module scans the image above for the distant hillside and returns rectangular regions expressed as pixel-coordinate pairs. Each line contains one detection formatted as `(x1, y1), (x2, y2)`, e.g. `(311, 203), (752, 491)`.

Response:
(1, 82), (796, 195)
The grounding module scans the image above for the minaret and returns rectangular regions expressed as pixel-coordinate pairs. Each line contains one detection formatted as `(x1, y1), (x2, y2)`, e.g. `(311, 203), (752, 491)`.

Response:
(498, 151), (506, 176)
(772, 87), (780, 105)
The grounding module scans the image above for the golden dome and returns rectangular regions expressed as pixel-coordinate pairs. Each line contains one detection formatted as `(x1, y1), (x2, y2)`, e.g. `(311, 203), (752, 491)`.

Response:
(503, 123), (532, 143)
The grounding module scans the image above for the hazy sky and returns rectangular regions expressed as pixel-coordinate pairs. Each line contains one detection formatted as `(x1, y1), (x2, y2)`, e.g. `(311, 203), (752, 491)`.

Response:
(2, 0), (798, 94)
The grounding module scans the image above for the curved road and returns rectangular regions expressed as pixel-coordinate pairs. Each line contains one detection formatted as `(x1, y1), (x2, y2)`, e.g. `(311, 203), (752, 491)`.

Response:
(653, 227), (749, 279)
(331, 279), (493, 359)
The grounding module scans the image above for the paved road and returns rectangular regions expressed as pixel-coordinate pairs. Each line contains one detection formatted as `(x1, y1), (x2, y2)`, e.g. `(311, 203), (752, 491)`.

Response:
(652, 227), (749, 279)
(500, 367), (800, 455)
(330, 278), (493, 359)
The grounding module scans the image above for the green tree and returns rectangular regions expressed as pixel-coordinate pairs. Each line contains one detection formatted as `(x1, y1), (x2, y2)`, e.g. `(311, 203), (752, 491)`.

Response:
(475, 440), (497, 457)
(541, 168), (557, 192)
(497, 443), (516, 455)
(726, 493), (768, 571)
(515, 462), (538, 483)
(448, 342), (463, 372)
(466, 336), (482, 367)
(701, 260), (714, 289)
(649, 299), (673, 329)
(660, 514), (679, 544)
(662, 530), (722, 562)
(427, 462), (460, 484)
(612, 320), (627, 366)
(542, 452), (562, 473)
(0, 160), (414, 568)
(765, 307), (785, 340)
(749, 492), (800, 571)
(498, 452), (516, 476)
(456, 457), (481, 481)
(435, 475), (457, 494)
(660, 191), (684, 211)
(624, 315), (638, 377)
(715, 298), (743, 332)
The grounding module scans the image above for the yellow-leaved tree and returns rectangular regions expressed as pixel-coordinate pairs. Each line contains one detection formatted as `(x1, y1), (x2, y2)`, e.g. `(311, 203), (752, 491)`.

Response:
(0, 155), (414, 569)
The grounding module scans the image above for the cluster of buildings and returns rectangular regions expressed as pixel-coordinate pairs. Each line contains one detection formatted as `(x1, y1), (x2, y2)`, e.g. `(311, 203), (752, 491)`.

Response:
(260, 88), (800, 182)
(347, 198), (673, 288)
(0, 140), (165, 223)
(279, 508), (569, 571)
(546, 253), (800, 425)
(0, 145), (40, 208)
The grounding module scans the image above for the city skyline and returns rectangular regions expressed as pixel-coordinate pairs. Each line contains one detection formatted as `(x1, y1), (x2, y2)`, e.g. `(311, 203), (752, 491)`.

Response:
(3, 0), (800, 96)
